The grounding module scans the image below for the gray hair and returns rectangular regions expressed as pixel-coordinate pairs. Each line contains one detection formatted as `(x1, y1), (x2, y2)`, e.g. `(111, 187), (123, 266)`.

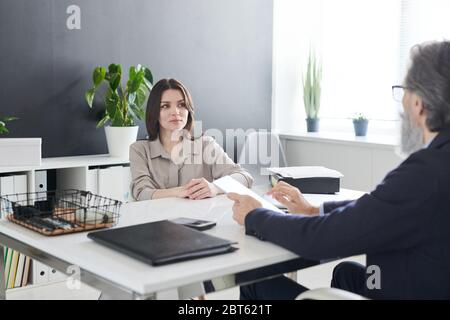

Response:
(405, 41), (450, 131)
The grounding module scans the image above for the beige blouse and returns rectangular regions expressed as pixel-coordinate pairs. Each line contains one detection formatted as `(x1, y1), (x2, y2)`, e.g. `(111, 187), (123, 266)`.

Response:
(130, 135), (254, 201)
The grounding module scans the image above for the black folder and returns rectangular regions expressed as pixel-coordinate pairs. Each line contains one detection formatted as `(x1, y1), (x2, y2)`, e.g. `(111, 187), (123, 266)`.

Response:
(87, 220), (238, 266)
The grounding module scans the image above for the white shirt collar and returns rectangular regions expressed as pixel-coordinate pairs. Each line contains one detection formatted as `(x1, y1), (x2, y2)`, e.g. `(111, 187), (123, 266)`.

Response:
(424, 136), (436, 149)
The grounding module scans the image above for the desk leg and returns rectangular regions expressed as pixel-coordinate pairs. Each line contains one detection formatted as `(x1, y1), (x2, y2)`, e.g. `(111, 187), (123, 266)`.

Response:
(0, 245), (5, 300)
(178, 283), (205, 300)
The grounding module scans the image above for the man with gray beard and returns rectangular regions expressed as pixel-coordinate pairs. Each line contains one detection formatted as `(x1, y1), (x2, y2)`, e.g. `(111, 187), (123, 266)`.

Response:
(228, 41), (450, 300)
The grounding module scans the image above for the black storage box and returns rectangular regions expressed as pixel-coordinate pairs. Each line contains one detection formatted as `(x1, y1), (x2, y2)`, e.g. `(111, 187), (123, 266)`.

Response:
(270, 174), (340, 194)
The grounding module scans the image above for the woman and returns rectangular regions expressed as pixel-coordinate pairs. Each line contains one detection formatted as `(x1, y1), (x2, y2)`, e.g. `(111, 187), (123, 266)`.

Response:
(130, 78), (253, 201)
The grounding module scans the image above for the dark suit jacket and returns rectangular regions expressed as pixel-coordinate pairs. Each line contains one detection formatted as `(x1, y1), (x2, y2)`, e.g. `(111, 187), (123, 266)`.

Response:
(246, 128), (450, 299)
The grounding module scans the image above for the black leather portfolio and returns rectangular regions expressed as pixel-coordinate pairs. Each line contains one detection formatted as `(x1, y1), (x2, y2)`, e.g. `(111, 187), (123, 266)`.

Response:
(87, 220), (238, 266)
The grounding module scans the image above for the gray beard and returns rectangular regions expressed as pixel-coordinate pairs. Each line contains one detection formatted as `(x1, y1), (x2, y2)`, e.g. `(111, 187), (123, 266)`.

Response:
(397, 111), (424, 158)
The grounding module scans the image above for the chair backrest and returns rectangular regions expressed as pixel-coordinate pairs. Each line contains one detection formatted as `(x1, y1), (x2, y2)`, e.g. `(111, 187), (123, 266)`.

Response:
(237, 131), (287, 186)
(296, 288), (368, 300)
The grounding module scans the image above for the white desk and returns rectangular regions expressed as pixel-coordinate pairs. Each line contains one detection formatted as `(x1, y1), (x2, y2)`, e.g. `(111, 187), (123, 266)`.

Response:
(0, 188), (364, 299)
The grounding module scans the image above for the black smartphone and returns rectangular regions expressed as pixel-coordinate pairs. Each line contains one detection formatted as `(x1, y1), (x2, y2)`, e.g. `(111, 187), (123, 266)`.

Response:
(170, 217), (217, 231)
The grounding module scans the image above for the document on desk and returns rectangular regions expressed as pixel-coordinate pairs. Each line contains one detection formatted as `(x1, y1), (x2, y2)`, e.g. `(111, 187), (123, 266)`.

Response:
(213, 176), (283, 213)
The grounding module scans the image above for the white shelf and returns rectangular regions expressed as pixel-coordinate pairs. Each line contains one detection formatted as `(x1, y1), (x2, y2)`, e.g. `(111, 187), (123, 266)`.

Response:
(6, 280), (101, 300)
(278, 131), (398, 150)
(0, 154), (130, 174)
(0, 153), (132, 200)
(1, 154), (133, 297)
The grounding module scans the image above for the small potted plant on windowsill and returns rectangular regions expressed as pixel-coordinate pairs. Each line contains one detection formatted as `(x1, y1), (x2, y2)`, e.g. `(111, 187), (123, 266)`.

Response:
(85, 64), (153, 158)
(352, 113), (369, 137)
(302, 49), (322, 132)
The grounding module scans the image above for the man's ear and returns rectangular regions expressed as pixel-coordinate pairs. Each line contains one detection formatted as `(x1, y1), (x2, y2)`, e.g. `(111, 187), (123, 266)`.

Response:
(411, 93), (425, 118)
(410, 93), (429, 129)
(415, 94), (425, 115)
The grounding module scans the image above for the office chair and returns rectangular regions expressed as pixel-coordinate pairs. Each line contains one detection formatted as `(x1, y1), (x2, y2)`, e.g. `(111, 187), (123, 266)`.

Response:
(237, 131), (288, 186)
(296, 288), (368, 300)
(236, 131), (301, 280)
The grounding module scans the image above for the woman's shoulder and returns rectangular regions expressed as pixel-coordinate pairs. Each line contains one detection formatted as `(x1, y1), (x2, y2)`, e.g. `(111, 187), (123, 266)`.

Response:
(182, 135), (222, 156)
(182, 132), (215, 145)
(193, 135), (221, 148)
(199, 135), (215, 143)
(130, 139), (150, 150)
(130, 139), (154, 157)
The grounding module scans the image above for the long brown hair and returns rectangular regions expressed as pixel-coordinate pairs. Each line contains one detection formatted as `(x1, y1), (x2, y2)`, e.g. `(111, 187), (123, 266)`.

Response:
(146, 79), (195, 141)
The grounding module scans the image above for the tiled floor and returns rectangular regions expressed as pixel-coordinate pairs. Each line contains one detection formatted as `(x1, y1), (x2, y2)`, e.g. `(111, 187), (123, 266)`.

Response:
(6, 255), (365, 300)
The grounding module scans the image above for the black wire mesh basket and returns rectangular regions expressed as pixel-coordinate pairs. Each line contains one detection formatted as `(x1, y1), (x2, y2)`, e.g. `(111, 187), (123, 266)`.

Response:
(0, 190), (122, 236)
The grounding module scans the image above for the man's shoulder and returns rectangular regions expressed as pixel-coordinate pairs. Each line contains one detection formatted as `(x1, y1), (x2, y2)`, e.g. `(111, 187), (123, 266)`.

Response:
(379, 148), (449, 195)
(406, 147), (450, 171)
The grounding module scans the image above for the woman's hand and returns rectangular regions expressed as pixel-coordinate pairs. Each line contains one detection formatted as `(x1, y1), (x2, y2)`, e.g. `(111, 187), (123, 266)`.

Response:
(185, 178), (220, 200)
(173, 185), (191, 199)
(267, 181), (319, 215)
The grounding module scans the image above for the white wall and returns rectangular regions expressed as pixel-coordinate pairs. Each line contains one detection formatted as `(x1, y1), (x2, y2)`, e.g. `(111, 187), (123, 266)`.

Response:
(283, 139), (403, 192)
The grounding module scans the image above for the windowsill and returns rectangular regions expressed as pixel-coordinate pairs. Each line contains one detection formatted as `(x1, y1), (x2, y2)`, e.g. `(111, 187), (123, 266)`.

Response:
(277, 131), (399, 149)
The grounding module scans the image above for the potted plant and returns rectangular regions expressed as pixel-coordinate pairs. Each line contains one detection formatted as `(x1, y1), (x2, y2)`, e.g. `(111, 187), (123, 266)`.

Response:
(0, 116), (18, 134)
(352, 113), (369, 136)
(85, 64), (153, 158)
(302, 49), (322, 132)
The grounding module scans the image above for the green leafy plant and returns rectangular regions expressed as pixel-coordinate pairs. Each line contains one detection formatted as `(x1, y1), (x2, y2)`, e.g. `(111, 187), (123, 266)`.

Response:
(302, 49), (322, 119)
(85, 64), (153, 128)
(0, 116), (18, 134)
(352, 112), (368, 122)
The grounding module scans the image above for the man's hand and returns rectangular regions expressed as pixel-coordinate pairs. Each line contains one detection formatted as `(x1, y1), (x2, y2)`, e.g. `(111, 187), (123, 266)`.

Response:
(227, 193), (262, 225)
(185, 178), (220, 200)
(267, 181), (319, 215)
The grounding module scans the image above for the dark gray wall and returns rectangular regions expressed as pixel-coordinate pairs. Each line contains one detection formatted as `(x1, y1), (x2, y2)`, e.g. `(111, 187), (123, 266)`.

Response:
(0, 0), (273, 157)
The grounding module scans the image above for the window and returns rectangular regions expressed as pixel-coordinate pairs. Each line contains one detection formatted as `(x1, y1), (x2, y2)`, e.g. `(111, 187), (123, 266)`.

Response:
(399, 0), (450, 78)
(320, 0), (401, 122)
(273, 0), (450, 134)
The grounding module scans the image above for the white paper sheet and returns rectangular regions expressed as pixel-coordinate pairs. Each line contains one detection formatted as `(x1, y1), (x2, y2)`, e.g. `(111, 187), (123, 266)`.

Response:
(261, 193), (287, 209)
(213, 176), (283, 213)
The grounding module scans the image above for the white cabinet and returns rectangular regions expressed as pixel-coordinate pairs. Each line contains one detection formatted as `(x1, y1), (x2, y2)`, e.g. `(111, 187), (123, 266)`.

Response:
(1, 154), (133, 290)
(0, 154), (131, 200)
(282, 136), (402, 192)
(35, 170), (47, 193)
(32, 261), (50, 285)
(57, 165), (132, 203)
(0, 176), (14, 196)
(0, 138), (41, 167)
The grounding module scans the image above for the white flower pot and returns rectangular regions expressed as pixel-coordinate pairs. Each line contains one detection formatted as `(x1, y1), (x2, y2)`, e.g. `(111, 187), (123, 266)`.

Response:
(104, 126), (139, 159)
